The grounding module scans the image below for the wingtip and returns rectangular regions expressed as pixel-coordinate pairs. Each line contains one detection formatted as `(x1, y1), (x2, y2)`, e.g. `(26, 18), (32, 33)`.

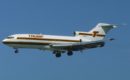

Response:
(113, 25), (117, 28)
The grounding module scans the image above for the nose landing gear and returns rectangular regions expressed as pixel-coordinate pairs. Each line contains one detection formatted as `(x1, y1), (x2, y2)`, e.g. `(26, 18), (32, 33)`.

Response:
(14, 49), (19, 53)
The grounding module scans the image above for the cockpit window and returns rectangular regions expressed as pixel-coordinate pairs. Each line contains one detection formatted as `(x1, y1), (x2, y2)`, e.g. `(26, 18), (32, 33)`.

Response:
(7, 36), (14, 39)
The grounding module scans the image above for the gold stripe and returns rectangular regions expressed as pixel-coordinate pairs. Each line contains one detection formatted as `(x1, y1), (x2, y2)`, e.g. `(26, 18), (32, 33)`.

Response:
(96, 34), (105, 37)
(17, 37), (81, 42)
(79, 33), (105, 37)
(79, 33), (93, 36)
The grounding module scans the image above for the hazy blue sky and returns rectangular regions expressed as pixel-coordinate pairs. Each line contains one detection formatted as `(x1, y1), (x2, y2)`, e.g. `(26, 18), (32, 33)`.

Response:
(0, 0), (130, 80)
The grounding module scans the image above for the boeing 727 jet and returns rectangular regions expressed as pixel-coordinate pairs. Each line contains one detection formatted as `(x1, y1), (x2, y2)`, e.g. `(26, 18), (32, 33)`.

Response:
(2, 23), (117, 57)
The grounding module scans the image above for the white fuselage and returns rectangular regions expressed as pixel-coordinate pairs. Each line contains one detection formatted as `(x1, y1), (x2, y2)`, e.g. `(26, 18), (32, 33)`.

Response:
(3, 34), (91, 51)
(2, 23), (116, 57)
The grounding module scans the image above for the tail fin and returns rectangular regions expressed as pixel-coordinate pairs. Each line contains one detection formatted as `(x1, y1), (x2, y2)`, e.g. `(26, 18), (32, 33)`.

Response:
(89, 23), (116, 35)
(75, 23), (116, 41)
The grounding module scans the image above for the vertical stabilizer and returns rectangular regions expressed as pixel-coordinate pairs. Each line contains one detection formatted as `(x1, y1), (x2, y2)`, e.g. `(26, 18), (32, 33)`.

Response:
(74, 23), (116, 41)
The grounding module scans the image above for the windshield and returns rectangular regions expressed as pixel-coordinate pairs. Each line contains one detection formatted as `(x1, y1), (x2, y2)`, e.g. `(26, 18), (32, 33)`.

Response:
(7, 36), (14, 39)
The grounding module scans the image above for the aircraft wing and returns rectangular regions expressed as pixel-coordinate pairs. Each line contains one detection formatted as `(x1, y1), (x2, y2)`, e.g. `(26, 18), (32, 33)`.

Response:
(50, 40), (105, 51)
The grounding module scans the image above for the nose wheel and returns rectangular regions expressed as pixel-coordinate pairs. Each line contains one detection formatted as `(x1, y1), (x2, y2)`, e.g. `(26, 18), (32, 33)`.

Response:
(14, 49), (19, 53)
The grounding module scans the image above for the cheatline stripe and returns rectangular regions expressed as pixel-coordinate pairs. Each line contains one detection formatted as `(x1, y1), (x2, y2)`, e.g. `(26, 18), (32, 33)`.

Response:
(17, 37), (81, 42)
(3, 42), (50, 45)
(79, 33), (105, 37)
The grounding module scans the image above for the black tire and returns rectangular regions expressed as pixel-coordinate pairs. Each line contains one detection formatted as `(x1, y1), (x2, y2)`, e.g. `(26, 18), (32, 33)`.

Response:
(67, 51), (73, 56)
(55, 53), (61, 58)
(15, 49), (19, 53)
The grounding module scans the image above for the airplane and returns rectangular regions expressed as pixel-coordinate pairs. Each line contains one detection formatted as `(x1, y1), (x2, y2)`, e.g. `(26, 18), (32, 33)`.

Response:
(2, 23), (117, 57)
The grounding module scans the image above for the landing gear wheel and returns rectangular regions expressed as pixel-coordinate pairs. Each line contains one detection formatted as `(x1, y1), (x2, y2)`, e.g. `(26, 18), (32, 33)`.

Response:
(15, 49), (19, 53)
(55, 53), (61, 58)
(67, 51), (73, 56)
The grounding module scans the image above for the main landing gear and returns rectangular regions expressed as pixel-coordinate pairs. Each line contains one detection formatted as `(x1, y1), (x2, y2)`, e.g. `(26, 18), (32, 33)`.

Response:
(67, 51), (73, 56)
(53, 51), (62, 58)
(53, 50), (73, 58)
(55, 53), (61, 57)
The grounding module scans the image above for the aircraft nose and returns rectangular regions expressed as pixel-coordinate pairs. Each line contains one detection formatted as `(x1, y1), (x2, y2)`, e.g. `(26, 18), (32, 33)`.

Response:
(2, 39), (8, 44)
